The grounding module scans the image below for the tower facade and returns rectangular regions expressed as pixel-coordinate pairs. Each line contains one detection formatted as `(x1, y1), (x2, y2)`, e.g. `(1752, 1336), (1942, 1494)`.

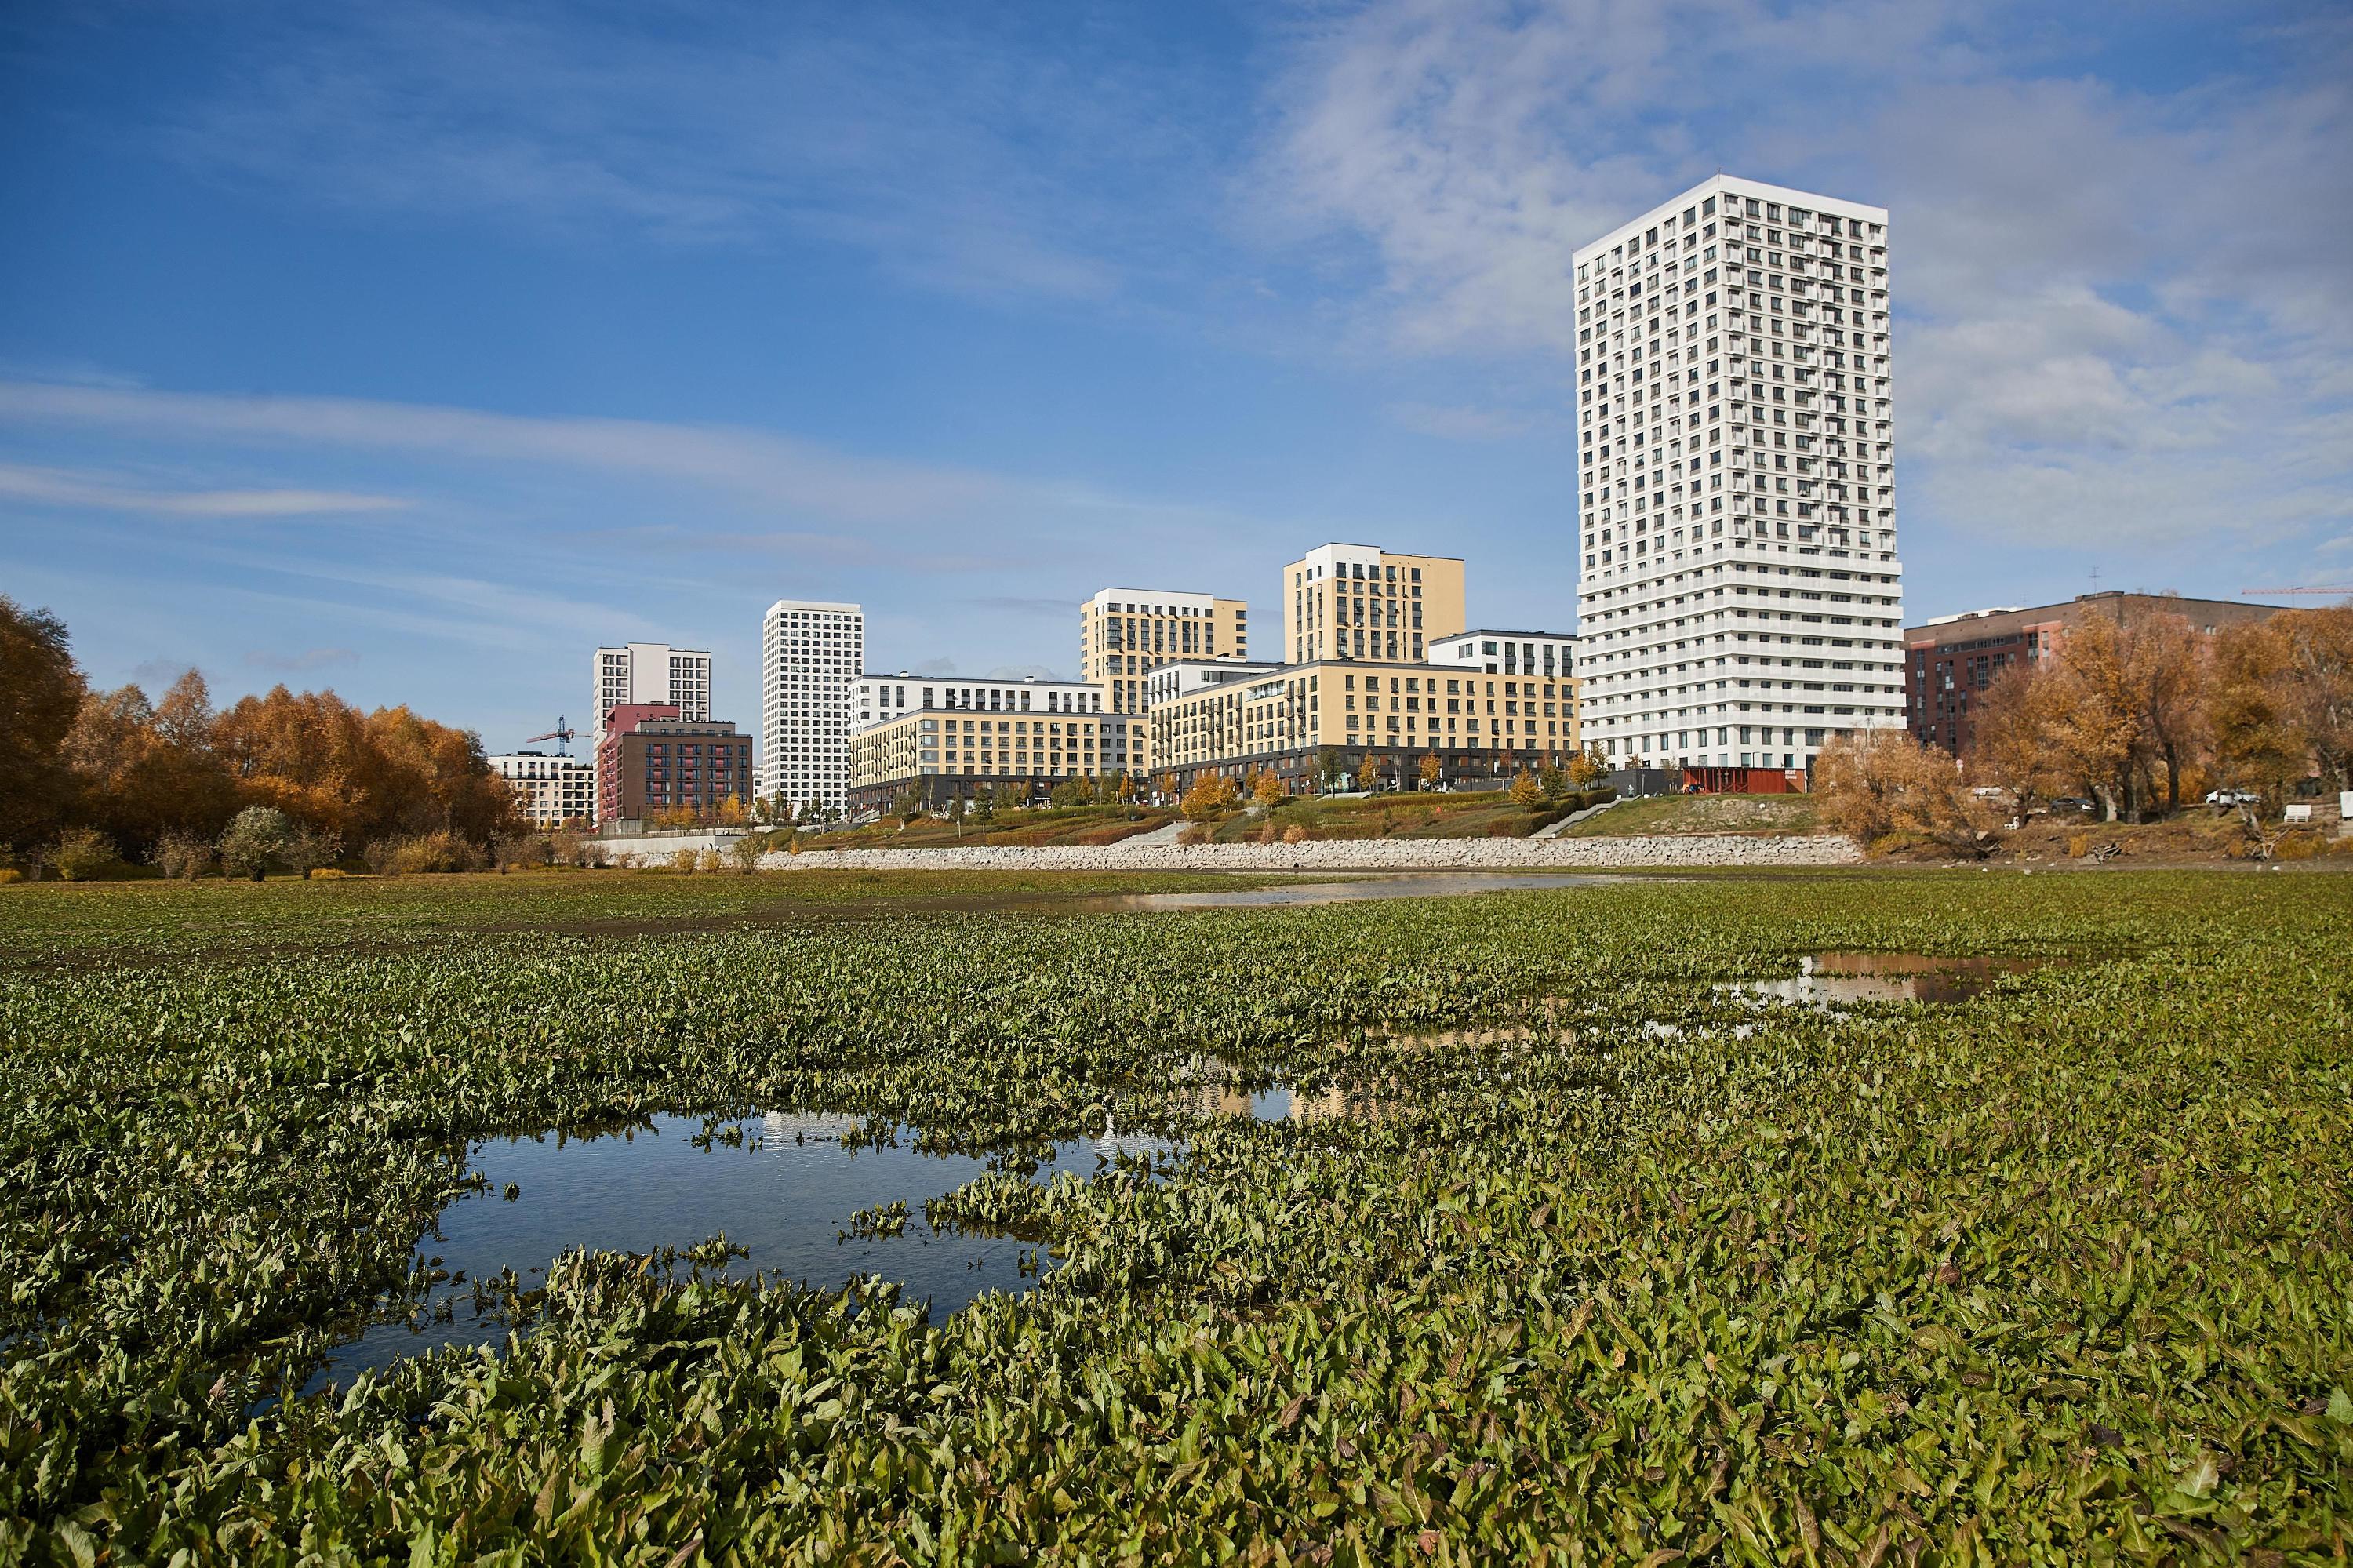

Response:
(759, 600), (864, 811)
(1572, 176), (1904, 775)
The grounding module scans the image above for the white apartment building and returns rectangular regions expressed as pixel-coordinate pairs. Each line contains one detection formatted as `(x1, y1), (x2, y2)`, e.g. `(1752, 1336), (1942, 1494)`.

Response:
(760, 600), (864, 811)
(489, 751), (595, 829)
(592, 643), (715, 831)
(1428, 630), (1578, 682)
(854, 671), (1107, 730)
(1572, 175), (1905, 775)
(592, 642), (711, 739)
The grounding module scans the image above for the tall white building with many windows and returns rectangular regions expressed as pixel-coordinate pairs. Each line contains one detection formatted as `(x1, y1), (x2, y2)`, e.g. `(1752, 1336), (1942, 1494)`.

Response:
(592, 643), (711, 739)
(761, 599), (864, 811)
(588, 640), (706, 800)
(1573, 176), (1904, 777)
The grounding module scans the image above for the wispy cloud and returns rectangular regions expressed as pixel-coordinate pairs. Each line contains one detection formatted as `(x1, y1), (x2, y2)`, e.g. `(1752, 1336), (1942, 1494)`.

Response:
(1385, 402), (1533, 442)
(1253, 0), (2353, 551)
(245, 646), (358, 672)
(147, 5), (1228, 302)
(0, 380), (1010, 523)
(0, 461), (409, 517)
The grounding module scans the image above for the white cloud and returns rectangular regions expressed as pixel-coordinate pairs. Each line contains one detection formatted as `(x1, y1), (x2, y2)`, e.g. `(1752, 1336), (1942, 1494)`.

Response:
(0, 461), (409, 517)
(1251, 0), (2353, 554)
(0, 380), (1008, 524)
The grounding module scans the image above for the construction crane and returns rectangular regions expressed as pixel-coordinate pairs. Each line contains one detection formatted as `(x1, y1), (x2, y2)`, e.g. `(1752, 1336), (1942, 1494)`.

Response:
(522, 716), (577, 755)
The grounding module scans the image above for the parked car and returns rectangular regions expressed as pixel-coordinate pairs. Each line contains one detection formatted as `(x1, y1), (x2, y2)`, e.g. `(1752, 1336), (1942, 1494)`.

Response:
(2205, 788), (2259, 806)
(2052, 796), (2097, 813)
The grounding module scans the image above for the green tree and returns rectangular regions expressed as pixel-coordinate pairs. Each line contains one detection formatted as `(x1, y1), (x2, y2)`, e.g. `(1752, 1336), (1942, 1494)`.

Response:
(217, 806), (294, 882)
(1540, 763), (1569, 802)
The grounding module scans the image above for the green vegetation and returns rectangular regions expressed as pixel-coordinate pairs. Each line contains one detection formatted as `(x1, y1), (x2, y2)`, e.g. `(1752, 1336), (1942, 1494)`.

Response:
(1205, 788), (1614, 842)
(2, 871), (2348, 1561)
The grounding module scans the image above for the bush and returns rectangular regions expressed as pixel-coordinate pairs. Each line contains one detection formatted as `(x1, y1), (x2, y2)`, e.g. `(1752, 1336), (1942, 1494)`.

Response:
(309, 867), (353, 879)
(697, 849), (722, 873)
(151, 830), (215, 881)
(1177, 823), (1212, 846)
(1282, 824), (1307, 845)
(0, 868), (23, 886)
(727, 836), (764, 874)
(493, 833), (551, 872)
(2068, 833), (2090, 859)
(42, 828), (122, 882)
(671, 847), (700, 873)
(281, 826), (342, 879)
(218, 807), (295, 881)
(378, 831), (478, 875)
(1816, 732), (2001, 859)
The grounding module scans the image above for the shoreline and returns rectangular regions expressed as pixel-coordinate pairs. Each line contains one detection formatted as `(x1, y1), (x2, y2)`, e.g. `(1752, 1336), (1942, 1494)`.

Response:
(755, 833), (1862, 871)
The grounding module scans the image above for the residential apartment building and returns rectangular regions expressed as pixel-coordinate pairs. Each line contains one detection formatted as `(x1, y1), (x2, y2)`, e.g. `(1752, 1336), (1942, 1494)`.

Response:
(1429, 629), (1579, 682)
(760, 599), (864, 813)
(1080, 588), (1249, 716)
(594, 705), (754, 825)
(1147, 657), (1578, 795)
(592, 642), (710, 740)
(489, 751), (595, 829)
(1906, 591), (2280, 757)
(1573, 176), (1905, 780)
(1283, 544), (1466, 665)
(846, 675), (1140, 814)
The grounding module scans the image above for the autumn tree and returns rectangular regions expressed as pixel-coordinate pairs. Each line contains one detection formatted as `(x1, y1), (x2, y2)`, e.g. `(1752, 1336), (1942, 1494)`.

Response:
(1508, 770), (1544, 811)
(1566, 748), (1606, 788)
(2280, 604), (2353, 791)
(1814, 731), (1999, 857)
(2208, 620), (2304, 811)
(1180, 773), (1238, 822)
(1966, 664), (2068, 818)
(1356, 755), (1382, 793)
(1253, 769), (1285, 809)
(0, 597), (85, 850)
(1418, 752), (1442, 790)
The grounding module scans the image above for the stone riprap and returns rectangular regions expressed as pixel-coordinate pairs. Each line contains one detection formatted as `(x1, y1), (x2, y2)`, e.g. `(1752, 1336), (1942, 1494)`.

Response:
(757, 834), (1858, 872)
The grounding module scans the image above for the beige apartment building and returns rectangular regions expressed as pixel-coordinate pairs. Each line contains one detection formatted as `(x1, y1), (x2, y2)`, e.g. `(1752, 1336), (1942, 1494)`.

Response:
(1079, 588), (1249, 717)
(1282, 544), (1467, 665)
(848, 704), (1142, 815)
(1148, 657), (1578, 793)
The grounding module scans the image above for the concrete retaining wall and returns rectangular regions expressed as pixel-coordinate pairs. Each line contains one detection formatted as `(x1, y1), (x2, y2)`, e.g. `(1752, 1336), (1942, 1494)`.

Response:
(756, 834), (1859, 872)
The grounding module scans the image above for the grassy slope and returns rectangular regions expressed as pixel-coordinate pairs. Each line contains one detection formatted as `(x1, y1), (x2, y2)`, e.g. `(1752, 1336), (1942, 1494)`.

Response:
(1557, 791), (1822, 838)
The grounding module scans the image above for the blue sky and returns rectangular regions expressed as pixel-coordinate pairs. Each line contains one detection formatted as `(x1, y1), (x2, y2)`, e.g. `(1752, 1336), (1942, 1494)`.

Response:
(2, 0), (2348, 755)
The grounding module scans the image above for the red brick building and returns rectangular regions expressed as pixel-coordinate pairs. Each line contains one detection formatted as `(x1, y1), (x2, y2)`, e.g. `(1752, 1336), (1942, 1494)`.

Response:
(595, 704), (754, 826)
(1905, 591), (2279, 757)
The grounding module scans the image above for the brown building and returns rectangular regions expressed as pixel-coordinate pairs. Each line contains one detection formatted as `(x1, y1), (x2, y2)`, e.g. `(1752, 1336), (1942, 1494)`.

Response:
(1905, 591), (2279, 757)
(595, 703), (755, 825)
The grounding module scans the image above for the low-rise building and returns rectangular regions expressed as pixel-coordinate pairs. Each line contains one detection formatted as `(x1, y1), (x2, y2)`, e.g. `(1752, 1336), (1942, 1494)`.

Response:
(848, 697), (1143, 816)
(1147, 657), (1579, 794)
(1905, 591), (2279, 756)
(1428, 628), (1579, 679)
(595, 704), (755, 826)
(489, 751), (595, 829)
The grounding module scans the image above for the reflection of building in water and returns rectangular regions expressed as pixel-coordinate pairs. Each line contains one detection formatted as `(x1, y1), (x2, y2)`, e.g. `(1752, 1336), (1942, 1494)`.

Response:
(1725, 952), (2042, 1007)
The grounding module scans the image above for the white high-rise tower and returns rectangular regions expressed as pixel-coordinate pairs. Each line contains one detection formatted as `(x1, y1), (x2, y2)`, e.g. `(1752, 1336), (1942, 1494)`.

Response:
(592, 642), (711, 737)
(760, 599), (864, 812)
(1572, 175), (1905, 777)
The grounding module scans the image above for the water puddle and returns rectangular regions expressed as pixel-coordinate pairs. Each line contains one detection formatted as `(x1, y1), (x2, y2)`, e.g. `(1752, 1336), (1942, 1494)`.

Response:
(1723, 951), (2057, 1007)
(1185, 1081), (1396, 1122)
(1071, 872), (1644, 912)
(313, 1110), (1169, 1392)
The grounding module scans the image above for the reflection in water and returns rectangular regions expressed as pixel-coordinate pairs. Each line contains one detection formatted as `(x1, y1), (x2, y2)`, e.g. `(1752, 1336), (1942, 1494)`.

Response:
(1725, 951), (2053, 1007)
(1072, 872), (1642, 913)
(1185, 1082), (1395, 1122)
(314, 1110), (1169, 1392)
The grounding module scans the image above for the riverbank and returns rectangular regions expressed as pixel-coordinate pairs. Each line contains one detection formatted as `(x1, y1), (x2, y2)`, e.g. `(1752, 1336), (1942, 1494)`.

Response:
(760, 832), (1861, 871)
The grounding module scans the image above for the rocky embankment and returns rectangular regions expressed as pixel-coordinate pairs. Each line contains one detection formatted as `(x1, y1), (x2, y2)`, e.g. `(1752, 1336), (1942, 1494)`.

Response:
(758, 833), (1859, 872)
